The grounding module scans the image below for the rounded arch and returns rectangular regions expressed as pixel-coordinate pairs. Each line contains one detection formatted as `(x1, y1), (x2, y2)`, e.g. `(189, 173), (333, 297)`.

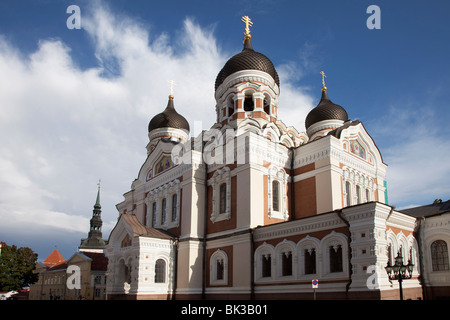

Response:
(210, 249), (229, 285)
(321, 232), (348, 275)
(297, 236), (321, 277)
(275, 240), (296, 278)
(386, 229), (398, 264)
(254, 242), (275, 281)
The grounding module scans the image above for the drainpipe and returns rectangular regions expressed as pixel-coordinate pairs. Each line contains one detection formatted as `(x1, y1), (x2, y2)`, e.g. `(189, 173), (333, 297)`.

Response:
(172, 239), (178, 300)
(289, 147), (295, 221)
(336, 209), (352, 298)
(202, 132), (208, 300)
(250, 228), (255, 300)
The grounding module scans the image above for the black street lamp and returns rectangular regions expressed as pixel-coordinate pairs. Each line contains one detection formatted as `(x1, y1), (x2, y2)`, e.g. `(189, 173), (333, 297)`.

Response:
(385, 250), (414, 300)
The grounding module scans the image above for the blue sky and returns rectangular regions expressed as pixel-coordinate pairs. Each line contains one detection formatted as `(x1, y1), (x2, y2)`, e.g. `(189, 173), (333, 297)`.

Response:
(0, 0), (449, 260)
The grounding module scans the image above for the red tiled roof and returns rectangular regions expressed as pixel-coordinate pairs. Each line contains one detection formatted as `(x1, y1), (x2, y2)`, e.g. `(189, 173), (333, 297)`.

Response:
(81, 252), (108, 271)
(42, 249), (66, 268)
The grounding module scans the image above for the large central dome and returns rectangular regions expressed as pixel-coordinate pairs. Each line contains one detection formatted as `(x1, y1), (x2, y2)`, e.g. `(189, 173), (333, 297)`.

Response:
(215, 38), (280, 91)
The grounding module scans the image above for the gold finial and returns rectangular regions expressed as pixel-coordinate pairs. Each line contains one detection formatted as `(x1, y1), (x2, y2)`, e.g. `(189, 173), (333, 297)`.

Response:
(241, 16), (253, 40)
(320, 71), (327, 92)
(168, 80), (175, 99)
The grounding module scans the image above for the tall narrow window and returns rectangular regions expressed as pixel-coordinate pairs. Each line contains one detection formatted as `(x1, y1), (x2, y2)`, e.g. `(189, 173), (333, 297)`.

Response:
(161, 198), (167, 225)
(366, 189), (371, 202)
(228, 98), (234, 118)
(264, 95), (270, 115)
(151, 202), (157, 227)
(345, 181), (351, 206)
(262, 254), (271, 278)
(272, 180), (280, 212)
(216, 259), (224, 281)
(244, 94), (254, 111)
(304, 249), (316, 274)
(171, 194), (177, 222)
(330, 245), (343, 273)
(219, 183), (226, 214)
(155, 259), (166, 283)
(281, 251), (292, 276)
(356, 185), (361, 204)
(431, 240), (449, 271)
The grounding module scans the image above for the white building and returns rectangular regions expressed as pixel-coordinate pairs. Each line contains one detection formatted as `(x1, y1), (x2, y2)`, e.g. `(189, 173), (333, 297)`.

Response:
(105, 17), (447, 300)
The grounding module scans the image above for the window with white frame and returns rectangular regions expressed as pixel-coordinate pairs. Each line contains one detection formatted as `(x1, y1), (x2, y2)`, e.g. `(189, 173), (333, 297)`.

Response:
(147, 179), (180, 229)
(267, 165), (289, 220)
(210, 250), (228, 285)
(155, 259), (166, 283)
(255, 244), (274, 281)
(342, 167), (375, 207)
(431, 240), (449, 272)
(321, 233), (348, 275)
(209, 167), (231, 223)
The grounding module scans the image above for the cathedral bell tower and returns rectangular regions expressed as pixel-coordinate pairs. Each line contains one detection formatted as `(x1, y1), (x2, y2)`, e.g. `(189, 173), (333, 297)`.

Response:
(79, 182), (107, 252)
(147, 82), (190, 155)
(214, 16), (280, 130)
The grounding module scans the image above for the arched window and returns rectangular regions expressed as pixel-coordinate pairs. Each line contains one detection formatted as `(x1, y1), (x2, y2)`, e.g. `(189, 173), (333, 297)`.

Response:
(151, 202), (157, 227)
(281, 251), (292, 276)
(161, 198), (167, 225)
(304, 248), (316, 274)
(431, 240), (449, 271)
(345, 181), (351, 206)
(171, 194), (177, 222)
(264, 94), (271, 115)
(272, 180), (280, 212)
(219, 183), (227, 214)
(262, 254), (272, 278)
(244, 93), (254, 111)
(227, 96), (235, 118)
(356, 185), (361, 204)
(210, 250), (228, 285)
(155, 259), (166, 283)
(330, 245), (343, 273)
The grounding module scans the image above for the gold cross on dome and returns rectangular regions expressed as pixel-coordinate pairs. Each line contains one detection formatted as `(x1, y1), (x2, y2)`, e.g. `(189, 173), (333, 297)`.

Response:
(320, 71), (327, 91)
(168, 80), (176, 97)
(241, 16), (253, 39)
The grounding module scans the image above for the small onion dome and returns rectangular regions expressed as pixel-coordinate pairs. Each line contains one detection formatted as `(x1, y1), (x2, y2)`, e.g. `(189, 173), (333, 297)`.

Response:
(148, 95), (190, 132)
(215, 37), (280, 91)
(305, 90), (348, 129)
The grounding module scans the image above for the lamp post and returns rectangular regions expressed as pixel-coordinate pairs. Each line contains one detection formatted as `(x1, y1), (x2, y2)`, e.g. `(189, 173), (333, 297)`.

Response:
(385, 250), (414, 300)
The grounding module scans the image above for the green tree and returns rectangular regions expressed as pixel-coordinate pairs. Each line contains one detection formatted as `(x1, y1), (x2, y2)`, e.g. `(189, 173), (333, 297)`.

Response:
(0, 242), (38, 291)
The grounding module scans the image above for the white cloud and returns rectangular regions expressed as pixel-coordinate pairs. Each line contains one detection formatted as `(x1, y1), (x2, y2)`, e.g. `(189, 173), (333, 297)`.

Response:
(368, 105), (450, 208)
(0, 4), (315, 254)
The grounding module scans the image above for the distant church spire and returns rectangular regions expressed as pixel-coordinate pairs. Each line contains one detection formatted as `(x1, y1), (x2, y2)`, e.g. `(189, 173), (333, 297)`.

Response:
(79, 181), (107, 252)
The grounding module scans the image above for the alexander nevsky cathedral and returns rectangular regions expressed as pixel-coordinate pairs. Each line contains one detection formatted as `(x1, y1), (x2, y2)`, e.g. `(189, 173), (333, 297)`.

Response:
(103, 16), (450, 300)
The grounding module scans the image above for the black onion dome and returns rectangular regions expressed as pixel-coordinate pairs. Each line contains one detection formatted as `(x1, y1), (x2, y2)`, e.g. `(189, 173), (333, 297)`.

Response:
(305, 90), (348, 129)
(148, 97), (190, 132)
(215, 38), (280, 90)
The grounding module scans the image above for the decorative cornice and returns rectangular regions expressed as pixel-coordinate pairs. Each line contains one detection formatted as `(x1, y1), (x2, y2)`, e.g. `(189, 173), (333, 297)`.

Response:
(253, 212), (346, 242)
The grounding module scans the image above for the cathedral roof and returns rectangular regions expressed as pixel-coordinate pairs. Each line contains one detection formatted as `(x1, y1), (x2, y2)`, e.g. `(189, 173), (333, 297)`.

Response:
(215, 37), (280, 90)
(305, 89), (348, 129)
(400, 199), (450, 218)
(148, 96), (190, 132)
(121, 214), (175, 240)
